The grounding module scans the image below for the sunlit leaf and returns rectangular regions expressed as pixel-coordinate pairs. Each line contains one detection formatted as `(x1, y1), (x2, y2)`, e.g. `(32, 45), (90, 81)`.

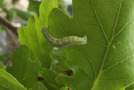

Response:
(0, 69), (26, 90)
(18, 0), (58, 68)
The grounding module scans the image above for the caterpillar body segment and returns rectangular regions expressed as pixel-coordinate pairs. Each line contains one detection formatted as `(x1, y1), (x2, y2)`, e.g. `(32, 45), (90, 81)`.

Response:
(42, 27), (87, 48)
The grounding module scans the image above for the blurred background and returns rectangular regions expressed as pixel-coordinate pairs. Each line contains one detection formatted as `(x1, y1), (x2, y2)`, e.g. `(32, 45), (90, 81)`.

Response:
(0, 0), (72, 66)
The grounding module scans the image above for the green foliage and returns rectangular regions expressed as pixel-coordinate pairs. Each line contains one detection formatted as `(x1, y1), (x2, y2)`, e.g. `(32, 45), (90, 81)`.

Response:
(50, 48), (69, 73)
(7, 46), (41, 89)
(28, 0), (41, 14)
(6, 8), (14, 21)
(18, 0), (58, 68)
(29, 82), (47, 90)
(15, 8), (31, 20)
(0, 69), (26, 90)
(126, 84), (134, 90)
(5, 0), (134, 89)
(48, 0), (134, 89)
(40, 68), (63, 90)
(6, 8), (31, 21)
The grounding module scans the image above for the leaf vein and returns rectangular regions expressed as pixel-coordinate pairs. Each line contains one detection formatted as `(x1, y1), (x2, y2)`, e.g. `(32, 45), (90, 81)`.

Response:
(91, 0), (124, 89)
(102, 55), (134, 73)
(51, 14), (67, 36)
(90, 0), (109, 42)
(74, 11), (107, 47)
(78, 47), (97, 78)
(112, 0), (123, 35)
(114, 16), (134, 38)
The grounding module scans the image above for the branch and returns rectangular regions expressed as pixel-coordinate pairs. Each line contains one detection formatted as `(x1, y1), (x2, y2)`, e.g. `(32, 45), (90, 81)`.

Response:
(5, 27), (19, 49)
(0, 16), (18, 35)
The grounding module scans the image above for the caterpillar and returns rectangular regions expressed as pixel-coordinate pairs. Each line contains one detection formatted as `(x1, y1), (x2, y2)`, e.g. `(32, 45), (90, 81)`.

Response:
(42, 27), (87, 48)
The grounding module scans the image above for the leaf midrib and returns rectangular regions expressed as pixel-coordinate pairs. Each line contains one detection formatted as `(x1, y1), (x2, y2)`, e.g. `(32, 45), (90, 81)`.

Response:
(90, 0), (123, 89)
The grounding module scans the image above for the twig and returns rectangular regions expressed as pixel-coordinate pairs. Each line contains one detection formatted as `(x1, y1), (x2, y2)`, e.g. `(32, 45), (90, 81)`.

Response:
(0, 16), (18, 35)
(5, 27), (19, 49)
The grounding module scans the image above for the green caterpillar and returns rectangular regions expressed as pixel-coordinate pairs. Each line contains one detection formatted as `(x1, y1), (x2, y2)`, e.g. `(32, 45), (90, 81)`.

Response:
(42, 27), (87, 48)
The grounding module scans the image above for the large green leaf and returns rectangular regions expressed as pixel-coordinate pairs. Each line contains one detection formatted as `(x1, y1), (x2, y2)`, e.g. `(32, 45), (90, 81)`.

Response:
(18, 0), (58, 68)
(7, 46), (41, 89)
(48, 0), (134, 89)
(0, 69), (26, 90)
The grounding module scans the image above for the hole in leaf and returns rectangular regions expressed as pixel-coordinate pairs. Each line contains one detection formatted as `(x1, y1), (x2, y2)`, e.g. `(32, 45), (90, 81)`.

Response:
(63, 70), (74, 76)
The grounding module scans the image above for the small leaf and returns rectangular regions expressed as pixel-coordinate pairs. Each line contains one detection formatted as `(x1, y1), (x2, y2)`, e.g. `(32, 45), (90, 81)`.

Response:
(6, 8), (15, 21)
(40, 68), (63, 90)
(50, 48), (69, 73)
(29, 82), (48, 90)
(7, 46), (41, 89)
(15, 8), (31, 20)
(0, 69), (26, 90)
